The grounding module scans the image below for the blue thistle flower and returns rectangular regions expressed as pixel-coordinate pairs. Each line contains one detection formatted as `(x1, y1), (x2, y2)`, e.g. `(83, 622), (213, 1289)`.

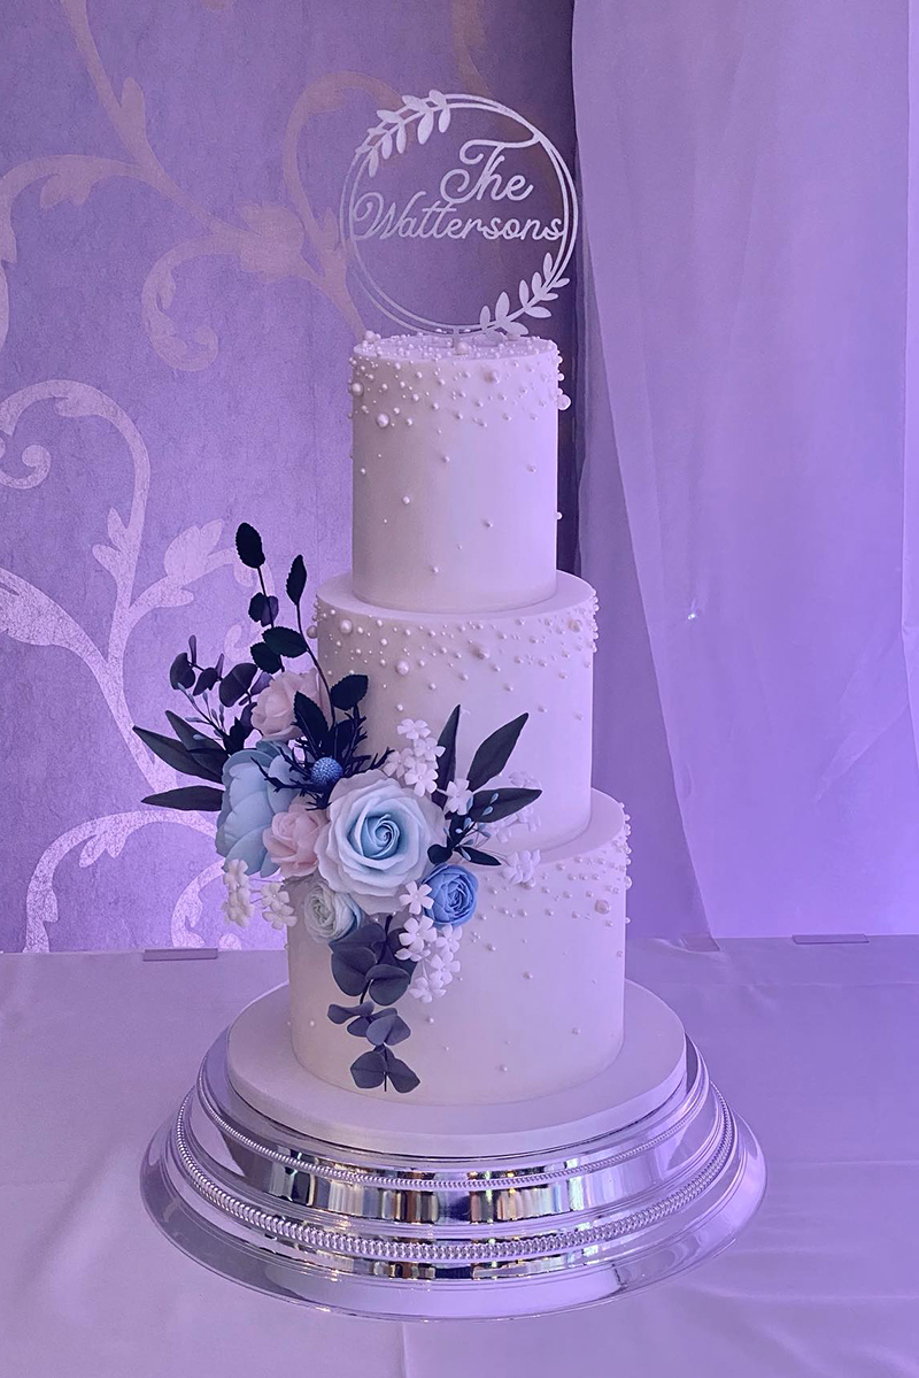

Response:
(310, 756), (344, 791)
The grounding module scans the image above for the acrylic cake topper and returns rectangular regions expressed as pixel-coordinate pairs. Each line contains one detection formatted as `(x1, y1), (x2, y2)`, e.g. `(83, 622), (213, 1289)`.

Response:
(340, 91), (578, 337)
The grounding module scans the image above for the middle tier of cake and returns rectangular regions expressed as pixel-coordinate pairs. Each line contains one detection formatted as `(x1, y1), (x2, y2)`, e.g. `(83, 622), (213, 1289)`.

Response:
(314, 571), (598, 850)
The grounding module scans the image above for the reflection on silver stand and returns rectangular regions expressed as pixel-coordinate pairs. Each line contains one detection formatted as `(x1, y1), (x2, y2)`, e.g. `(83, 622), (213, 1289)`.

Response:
(142, 1024), (764, 1319)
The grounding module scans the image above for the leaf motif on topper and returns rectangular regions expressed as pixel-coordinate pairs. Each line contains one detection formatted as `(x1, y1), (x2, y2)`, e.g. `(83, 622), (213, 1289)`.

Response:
(341, 92), (577, 339)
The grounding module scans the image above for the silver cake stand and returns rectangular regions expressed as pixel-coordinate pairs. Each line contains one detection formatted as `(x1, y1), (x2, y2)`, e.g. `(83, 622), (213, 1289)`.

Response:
(141, 983), (765, 1319)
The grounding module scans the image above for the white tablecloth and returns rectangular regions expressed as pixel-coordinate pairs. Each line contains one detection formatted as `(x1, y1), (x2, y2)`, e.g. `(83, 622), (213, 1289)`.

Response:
(2, 938), (917, 1377)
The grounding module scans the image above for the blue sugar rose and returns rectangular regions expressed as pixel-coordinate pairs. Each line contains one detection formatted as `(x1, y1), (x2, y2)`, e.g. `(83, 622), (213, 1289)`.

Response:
(426, 864), (479, 927)
(216, 740), (298, 876)
(316, 769), (441, 914)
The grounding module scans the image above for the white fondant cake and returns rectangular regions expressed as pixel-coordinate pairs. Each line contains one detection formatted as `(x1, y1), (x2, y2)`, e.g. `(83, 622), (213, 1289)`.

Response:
(286, 330), (631, 1105)
(350, 333), (564, 613)
(288, 792), (628, 1103)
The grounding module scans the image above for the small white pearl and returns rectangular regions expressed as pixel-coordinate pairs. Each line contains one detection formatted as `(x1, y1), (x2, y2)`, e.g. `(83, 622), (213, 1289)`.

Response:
(402, 495), (411, 505)
(395, 660), (410, 676)
(339, 618), (353, 635)
(376, 413), (390, 428)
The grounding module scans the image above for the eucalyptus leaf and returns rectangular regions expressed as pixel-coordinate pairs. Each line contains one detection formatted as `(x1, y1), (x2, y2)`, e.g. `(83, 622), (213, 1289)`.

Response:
(350, 1049), (387, 1090)
(193, 666), (220, 695)
(169, 652), (195, 691)
(368, 967), (411, 1006)
(218, 662), (257, 706)
(346, 1017), (371, 1037)
(382, 1048), (420, 1094)
(427, 843), (451, 866)
(466, 713), (529, 792)
(235, 522), (265, 568)
(141, 785), (224, 811)
(327, 1002), (373, 1025)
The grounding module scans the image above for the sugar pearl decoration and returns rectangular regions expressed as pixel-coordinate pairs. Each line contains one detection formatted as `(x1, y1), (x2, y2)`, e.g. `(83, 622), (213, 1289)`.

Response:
(395, 660), (410, 676)
(349, 381), (363, 396)
(339, 618), (353, 635)
(376, 413), (390, 428)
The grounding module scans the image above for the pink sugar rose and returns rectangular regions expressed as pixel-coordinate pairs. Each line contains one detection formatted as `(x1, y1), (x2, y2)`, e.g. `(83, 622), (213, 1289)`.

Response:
(263, 800), (326, 879)
(251, 669), (319, 741)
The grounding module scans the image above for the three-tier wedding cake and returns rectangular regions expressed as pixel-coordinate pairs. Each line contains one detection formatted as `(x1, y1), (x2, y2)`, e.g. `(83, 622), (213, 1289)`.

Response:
(286, 330), (631, 1104)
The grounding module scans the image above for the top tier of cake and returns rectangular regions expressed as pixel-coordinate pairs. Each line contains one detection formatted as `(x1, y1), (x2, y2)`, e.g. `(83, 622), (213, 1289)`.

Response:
(350, 333), (568, 614)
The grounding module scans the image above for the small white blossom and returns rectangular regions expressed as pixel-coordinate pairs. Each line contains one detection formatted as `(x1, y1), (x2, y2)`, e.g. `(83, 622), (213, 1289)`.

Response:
(397, 717), (431, 743)
(413, 736), (444, 764)
(397, 911), (436, 961)
(502, 849), (541, 886)
(400, 880), (433, 916)
(401, 754), (438, 795)
(408, 923), (463, 1001)
(262, 882), (298, 931)
(444, 776), (473, 815)
(382, 748), (405, 777)
(222, 858), (253, 928)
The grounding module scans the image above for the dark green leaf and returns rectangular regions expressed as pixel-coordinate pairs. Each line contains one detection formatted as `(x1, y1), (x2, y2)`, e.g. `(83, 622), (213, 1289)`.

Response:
(251, 641), (283, 674)
(335, 921), (387, 953)
(141, 785), (224, 811)
(286, 554), (307, 605)
(435, 704), (461, 793)
(330, 673), (368, 711)
(350, 1049), (387, 1090)
(382, 1048), (420, 1094)
(193, 666), (220, 695)
(294, 691), (328, 746)
(248, 592), (267, 622)
(346, 1017), (371, 1037)
(331, 946), (378, 997)
(164, 711), (208, 751)
(133, 726), (224, 782)
(218, 662), (257, 706)
(328, 1002), (373, 1025)
(263, 625), (308, 659)
(366, 962), (405, 981)
(169, 652), (195, 690)
(368, 966), (411, 1006)
(187, 635), (197, 663)
(468, 787), (541, 825)
(366, 1010), (410, 1047)
(466, 713), (529, 792)
(235, 522), (264, 568)
(458, 846), (501, 867)
(226, 714), (252, 754)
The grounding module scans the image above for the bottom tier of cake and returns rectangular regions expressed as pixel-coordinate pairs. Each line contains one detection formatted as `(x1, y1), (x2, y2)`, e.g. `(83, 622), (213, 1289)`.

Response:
(286, 790), (630, 1105)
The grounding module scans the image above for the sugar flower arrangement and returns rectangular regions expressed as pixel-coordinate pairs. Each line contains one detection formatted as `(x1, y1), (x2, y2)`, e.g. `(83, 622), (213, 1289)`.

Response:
(134, 524), (541, 1094)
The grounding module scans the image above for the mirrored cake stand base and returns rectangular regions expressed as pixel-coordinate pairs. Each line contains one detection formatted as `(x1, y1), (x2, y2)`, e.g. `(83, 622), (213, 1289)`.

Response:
(141, 981), (765, 1320)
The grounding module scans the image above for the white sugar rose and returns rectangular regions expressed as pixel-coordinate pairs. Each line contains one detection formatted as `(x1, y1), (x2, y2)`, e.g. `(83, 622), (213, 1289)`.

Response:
(289, 875), (361, 943)
(251, 670), (320, 741)
(262, 799), (326, 879)
(315, 769), (442, 914)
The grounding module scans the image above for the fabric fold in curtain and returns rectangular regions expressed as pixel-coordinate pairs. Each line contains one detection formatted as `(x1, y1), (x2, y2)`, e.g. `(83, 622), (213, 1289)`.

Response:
(574, 0), (919, 936)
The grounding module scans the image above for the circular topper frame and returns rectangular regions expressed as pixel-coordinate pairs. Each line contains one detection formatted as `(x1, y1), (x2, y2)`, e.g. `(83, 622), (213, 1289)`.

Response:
(340, 91), (578, 337)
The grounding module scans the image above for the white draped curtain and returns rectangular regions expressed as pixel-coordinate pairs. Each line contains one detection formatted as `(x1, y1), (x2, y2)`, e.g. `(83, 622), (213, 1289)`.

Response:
(574, 0), (919, 936)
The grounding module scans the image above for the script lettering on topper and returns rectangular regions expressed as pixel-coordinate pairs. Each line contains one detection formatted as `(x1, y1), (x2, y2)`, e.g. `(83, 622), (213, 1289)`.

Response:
(342, 91), (577, 335)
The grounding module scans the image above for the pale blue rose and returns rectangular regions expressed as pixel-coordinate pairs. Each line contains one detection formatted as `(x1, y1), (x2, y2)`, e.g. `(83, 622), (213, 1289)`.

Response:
(216, 741), (298, 876)
(316, 769), (441, 913)
(426, 864), (479, 927)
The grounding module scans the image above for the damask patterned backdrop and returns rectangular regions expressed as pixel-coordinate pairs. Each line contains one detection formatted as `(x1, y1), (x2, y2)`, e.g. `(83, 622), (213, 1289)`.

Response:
(0, 1), (576, 952)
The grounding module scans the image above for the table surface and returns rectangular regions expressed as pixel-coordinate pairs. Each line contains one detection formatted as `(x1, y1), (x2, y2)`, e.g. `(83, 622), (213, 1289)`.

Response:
(2, 938), (917, 1378)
